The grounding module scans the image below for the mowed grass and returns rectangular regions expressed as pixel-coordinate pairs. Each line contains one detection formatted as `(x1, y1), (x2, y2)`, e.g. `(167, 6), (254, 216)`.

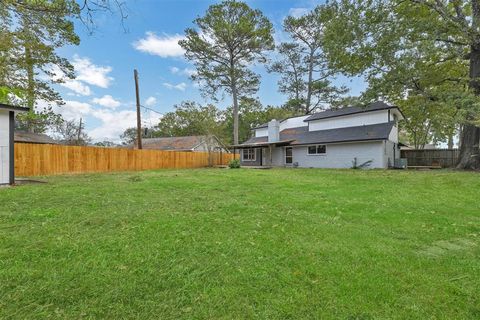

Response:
(1, 168), (479, 319)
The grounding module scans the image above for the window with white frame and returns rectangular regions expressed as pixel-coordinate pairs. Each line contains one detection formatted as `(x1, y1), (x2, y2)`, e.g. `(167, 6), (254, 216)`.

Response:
(242, 148), (256, 161)
(307, 145), (326, 155)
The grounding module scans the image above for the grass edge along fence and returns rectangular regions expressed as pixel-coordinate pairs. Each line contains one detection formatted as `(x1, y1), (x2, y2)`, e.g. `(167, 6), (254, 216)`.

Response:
(15, 143), (237, 176)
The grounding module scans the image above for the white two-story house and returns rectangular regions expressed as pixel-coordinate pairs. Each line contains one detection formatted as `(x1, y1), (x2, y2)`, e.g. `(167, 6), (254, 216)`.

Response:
(234, 101), (404, 169)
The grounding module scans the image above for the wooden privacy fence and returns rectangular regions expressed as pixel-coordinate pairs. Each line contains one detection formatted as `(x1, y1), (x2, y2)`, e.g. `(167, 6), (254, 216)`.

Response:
(15, 143), (237, 176)
(401, 149), (459, 168)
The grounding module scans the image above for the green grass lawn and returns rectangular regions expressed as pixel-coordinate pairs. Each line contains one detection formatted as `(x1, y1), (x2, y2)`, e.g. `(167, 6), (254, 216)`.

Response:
(1, 168), (479, 319)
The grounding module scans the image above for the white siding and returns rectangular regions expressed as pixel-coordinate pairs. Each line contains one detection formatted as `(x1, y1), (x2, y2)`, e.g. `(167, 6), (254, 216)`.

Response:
(271, 147), (284, 166)
(0, 111), (10, 184)
(255, 127), (268, 137)
(308, 110), (389, 131)
(388, 125), (398, 143)
(279, 115), (309, 131)
(254, 115), (309, 137)
(270, 141), (385, 169)
(383, 140), (400, 168)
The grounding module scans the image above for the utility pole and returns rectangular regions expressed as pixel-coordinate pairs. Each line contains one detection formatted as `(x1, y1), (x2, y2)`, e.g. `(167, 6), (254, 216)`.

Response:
(77, 118), (83, 145)
(134, 69), (142, 149)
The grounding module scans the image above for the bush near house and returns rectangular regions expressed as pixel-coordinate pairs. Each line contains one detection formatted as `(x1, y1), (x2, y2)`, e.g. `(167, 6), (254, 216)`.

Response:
(0, 169), (479, 319)
(228, 158), (241, 168)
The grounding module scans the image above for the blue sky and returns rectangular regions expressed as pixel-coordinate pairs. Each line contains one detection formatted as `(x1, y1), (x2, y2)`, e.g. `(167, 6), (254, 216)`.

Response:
(51, 0), (366, 142)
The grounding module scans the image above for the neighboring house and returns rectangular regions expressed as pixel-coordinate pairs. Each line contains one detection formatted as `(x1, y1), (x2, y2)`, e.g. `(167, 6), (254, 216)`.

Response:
(235, 101), (405, 169)
(138, 135), (230, 153)
(0, 103), (29, 185)
(14, 131), (58, 145)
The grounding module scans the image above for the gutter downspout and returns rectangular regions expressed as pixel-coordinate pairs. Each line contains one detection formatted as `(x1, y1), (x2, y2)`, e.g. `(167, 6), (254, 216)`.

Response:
(9, 111), (14, 185)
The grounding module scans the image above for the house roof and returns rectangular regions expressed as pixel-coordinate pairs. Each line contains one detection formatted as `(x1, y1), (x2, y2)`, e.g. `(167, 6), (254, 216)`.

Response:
(304, 101), (401, 122)
(140, 135), (228, 151)
(0, 103), (29, 113)
(252, 120), (285, 130)
(236, 122), (394, 148)
(14, 131), (58, 144)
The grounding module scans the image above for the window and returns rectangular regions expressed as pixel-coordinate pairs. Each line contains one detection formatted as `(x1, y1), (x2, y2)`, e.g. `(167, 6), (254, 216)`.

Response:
(307, 145), (326, 155)
(285, 147), (293, 164)
(242, 148), (256, 161)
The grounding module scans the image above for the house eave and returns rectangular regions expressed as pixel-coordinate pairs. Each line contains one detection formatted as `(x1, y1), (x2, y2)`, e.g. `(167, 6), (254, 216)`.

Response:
(231, 140), (295, 149)
(291, 138), (388, 146)
(0, 103), (29, 113)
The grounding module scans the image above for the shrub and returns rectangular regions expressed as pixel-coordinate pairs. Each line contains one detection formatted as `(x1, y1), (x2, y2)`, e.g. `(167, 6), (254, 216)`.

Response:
(228, 159), (241, 169)
(351, 157), (373, 169)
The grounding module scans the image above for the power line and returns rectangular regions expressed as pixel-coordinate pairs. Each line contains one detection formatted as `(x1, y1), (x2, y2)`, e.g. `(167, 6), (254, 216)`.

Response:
(140, 105), (163, 116)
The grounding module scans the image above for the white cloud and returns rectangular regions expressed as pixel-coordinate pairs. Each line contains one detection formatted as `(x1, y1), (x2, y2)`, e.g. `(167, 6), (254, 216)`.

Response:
(50, 65), (92, 96)
(170, 66), (196, 77)
(72, 55), (113, 88)
(163, 82), (187, 91)
(92, 95), (121, 109)
(170, 66), (180, 74)
(145, 96), (157, 106)
(182, 68), (196, 77)
(133, 32), (185, 58)
(88, 109), (161, 141)
(53, 100), (93, 121)
(60, 80), (92, 96)
(289, 7), (309, 17)
(51, 100), (161, 142)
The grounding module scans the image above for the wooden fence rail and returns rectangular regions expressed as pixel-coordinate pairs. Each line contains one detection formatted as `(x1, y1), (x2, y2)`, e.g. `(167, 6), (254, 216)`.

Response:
(400, 149), (459, 168)
(15, 143), (237, 177)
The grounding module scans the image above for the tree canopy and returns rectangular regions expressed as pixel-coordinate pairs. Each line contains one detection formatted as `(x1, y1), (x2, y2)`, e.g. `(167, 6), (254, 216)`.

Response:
(1, 0), (80, 132)
(179, 0), (274, 144)
(269, 6), (348, 114)
(321, 0), (480, 168)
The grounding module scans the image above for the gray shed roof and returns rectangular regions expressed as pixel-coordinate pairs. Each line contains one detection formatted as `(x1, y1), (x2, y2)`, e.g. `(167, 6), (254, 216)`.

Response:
(304, 101), (400, 122)
(14, 132), (58, 144)
(239, 122), (394, 147)
(0, 103), (29, 113)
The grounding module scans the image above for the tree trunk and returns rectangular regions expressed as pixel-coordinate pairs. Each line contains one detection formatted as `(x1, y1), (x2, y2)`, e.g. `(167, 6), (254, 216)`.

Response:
(457, 124), (480, 168)
(305, 50), (314, 114)
(457, 44), (480, 169)
(447, 134), (454, 149)
(25, 46), (36, 133)
(232, 82), (239, 145)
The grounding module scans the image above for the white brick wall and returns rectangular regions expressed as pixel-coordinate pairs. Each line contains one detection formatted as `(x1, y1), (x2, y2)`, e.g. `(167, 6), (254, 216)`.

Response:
(281, 141), (385, 169)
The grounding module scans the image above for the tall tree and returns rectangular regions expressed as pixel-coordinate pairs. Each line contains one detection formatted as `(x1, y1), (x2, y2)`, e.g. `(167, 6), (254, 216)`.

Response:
(179, 0), (274, 145)
(322, 0), (480, 169)
(269, 6), (348, 114)
(1, 1), (80, 132)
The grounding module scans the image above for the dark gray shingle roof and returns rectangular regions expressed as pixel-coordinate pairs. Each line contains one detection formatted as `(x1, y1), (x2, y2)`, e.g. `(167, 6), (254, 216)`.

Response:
(14, 132), (58, 144)
(242, 122), (394, 146)
(0, 103), (29, 113)
(304, 101), (397, 122)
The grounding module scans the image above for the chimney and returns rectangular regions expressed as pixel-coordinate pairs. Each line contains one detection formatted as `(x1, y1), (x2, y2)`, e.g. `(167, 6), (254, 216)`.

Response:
(268, 119), (280, 142)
